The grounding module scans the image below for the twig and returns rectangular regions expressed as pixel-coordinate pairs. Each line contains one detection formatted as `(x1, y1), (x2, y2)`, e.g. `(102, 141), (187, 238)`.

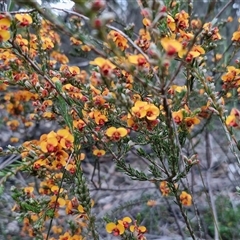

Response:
(205, 130), (221, 240)
(173, 187), (196, 240)
(213, 0), (233, 22)
(164, 196), (185, 239)
(89, 186), (156, 191)
(0, 155), (21, 170)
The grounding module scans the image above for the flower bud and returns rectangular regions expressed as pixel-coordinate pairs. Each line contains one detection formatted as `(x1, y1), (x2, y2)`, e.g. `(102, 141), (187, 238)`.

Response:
(91, 0), (106, 11)
(93, 18), (102, 29)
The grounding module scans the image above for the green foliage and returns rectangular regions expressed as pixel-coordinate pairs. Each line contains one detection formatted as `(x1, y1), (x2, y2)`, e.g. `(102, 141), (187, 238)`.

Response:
(203, 195), (240, 240)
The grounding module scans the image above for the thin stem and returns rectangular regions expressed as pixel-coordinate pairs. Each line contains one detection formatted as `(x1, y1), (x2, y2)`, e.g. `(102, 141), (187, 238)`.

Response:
(205, 130), (221, 240)
(164, 196), (185, 239)
(172, 188), (196, 240)
(213, 0), (233, 22)
(46, 152), (73, 240)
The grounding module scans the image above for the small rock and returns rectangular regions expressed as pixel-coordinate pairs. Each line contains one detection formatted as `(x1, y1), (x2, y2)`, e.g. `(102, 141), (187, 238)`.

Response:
(6, 220), (20, 235)
(98, 195), (114, 205)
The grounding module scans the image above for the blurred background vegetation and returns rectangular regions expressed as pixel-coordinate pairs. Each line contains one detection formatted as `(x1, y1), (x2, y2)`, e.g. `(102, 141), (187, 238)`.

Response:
(1, 1), (240, 239)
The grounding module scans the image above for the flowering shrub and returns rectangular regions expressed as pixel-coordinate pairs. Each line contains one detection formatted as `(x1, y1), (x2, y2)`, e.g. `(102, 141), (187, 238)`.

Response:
(0, 0), (240, 239)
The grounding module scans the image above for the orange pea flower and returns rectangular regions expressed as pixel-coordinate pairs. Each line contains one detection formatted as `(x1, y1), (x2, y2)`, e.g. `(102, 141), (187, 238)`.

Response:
(105, 127), (128, 141)
(175, 10), (189, 29)
(221, 66), (240, 82)
(52, 225), (63, 234)
(226, 115), (239, 127)
(10, 137), (19, 143)
(68, 66), (81, 76)
(127, 117), (140, 131)
(131, 101), (148, 118)
(184, 116), (200, 129)
(70, 37), (82, 45)
(129, 221), (147, 240)
(139, 28), (151, 40)
(172, 110), (184, 124)
(107, 30), (129, 50)
(232, 30), (240, 42)
(49, 195), (66, 208)
(93, 95), (106, 106)
(118, 217), (132, 228)
(73, 119), (86, 131)
(0, 18), (11, 29)
(65, 200), (74, 215)
(24, 186), (34, 197)
(77, 204), (84, 213)
(160, 181), (170, 196)
(180, 191), (192, 206)
(65, 197), (82, 215)
(142, 17), (151, 27)
(41, 37), (54, 50)
(52, 153), (68, 169)
(0, 18), (11, 41)
(178, 45), (205, 61)
(147, 199), (157, 207)
(167, 15), (176, 32)
(93, 149), (106, 157)
(168, 85), (187, 94)
(128, 54), (149, 67)
(191, 18), (202, 29)
(106, 222), (125, 236)
(6, 120), (20, 130)
(90, 57), (116, 76)
(131, 101), (160, 120)
(33, 159), (47, 170)
(161, 37), (182, 56)
(226, 108), (240, 127)
(145, 104), (160, 120)
(51, 186), (63, 195)
(57, 129), (74, 149)
(66, 163), (77, 174)
(178, 29), (194, 41)
(81, 44), (91, 51)
(51, 51), (69, 64)
(89, 110), (108, 125)
(15, 34), (28, 47)
(40, 131), (59, 153)
(230, 108), (240, 117)
(129, 225), (146, 233)
(59, 232), (71, 240)
(15, 14), (32, 26)
(203, 22), (221, 41)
